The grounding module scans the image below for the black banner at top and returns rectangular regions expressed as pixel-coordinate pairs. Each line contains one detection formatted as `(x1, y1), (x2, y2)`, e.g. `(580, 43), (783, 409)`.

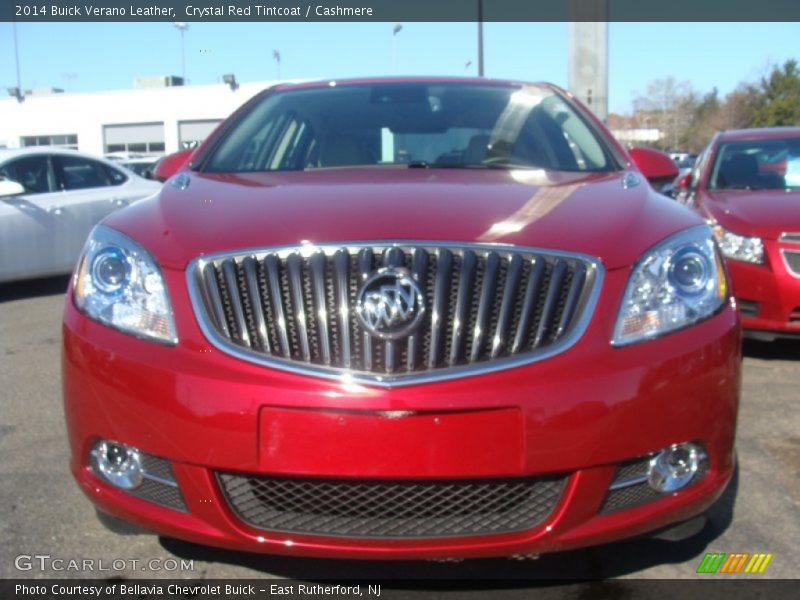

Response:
(3, 0), (800, 22)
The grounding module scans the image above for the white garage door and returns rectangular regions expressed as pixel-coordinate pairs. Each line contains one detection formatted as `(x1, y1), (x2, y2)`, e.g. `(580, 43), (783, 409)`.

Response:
(104, 123), (165, 155)
(179, 120), (221, 149)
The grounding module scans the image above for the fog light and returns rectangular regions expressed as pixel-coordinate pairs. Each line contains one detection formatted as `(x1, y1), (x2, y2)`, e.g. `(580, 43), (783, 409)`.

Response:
(648, 443), (706, 493)
(90, 440), (143, 490)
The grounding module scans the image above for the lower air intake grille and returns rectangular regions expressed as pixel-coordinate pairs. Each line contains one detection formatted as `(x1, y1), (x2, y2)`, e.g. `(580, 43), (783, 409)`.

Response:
(217, 473), (566, 538)
(737, 299), (759, 318)
(600, 454), (708, 514)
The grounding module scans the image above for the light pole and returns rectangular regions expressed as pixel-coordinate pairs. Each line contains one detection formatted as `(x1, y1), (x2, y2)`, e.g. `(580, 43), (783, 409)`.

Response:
(392, 24), (402, 74)
(477, 0), (484, 77)
(273, 49), (281, 79)
(12, 22), (23, 102)
(173, 22), (189, 83)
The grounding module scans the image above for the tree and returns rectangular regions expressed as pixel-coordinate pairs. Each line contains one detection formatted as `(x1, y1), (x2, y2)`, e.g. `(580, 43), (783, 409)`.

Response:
(751, 60), (800, 126)
(632, 77), (694, 150)
(723, 83), (762, 129)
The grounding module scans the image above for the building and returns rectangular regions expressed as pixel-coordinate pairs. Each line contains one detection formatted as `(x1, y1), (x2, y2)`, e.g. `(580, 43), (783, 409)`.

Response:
(0, 78), (277, 157)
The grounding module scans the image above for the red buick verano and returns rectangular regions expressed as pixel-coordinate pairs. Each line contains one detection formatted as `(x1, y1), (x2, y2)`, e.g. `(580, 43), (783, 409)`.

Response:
(63, 78), (739, 560)
(677, 127), (800, 340)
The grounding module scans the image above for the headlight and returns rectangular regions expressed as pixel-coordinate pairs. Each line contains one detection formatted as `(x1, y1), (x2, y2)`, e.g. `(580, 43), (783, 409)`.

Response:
(612, 226), (727, 346)
(73, 225), (177, 344)
(712, 225), (764, 264)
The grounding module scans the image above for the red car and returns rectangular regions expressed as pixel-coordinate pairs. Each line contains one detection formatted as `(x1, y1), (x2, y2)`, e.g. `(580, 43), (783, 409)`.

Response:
(678, 127), (800, 340)
(63, 78), (739, 561)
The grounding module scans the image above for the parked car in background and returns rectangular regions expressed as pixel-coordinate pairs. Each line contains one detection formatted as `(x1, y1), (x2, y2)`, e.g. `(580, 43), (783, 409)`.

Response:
(152, 148), (194, 182)
(669, 152), (697, 166)
(0, 147), (160, 283)
(118, 157), (159, 180)
(64, 78), (739, 560)
(104, 151), (147, 162)
(676, 127), (800, 340)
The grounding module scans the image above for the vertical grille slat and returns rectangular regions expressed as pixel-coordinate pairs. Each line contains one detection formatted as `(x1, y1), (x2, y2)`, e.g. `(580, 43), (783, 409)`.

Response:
(554, 262), (587, 341)
(286, 253), (311, 362)
(449, 250), (477, 366)
(512, 258), (545, 354)
(264, 255), (292, 358)
(357, 249), (374, 371)
(333, 250), (352, 369)
(429, 249), (453, 368)
(201, 263), (230, 338)
(491, 254), (523, 358)
(221, 259), (251, 347)
(532, 259), (567, 349)
(310, 252), (332, 365)
(407, 248), (429, 371)
(470, 252), (500, 362)
(242, 256), (271, 352)
(192, 243), (599, 384)
(382, 248), (405, 374)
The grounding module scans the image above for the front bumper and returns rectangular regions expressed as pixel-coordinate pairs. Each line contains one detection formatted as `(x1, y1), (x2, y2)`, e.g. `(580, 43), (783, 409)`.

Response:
(63, 266), (740, 559)
(729, 240), (800, 337)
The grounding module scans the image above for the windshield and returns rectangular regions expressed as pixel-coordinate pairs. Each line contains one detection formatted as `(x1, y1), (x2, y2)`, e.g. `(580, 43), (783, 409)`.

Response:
(709, 137), (800, 190)
(204, 83), (616, 173)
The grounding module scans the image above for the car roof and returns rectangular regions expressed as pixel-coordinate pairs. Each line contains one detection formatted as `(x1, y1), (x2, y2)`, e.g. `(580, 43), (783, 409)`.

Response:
(0, 146), (99, 160)
(0, 146), (145, 176)
(271, 76), (553, 92)
(718, 127), (800, 142)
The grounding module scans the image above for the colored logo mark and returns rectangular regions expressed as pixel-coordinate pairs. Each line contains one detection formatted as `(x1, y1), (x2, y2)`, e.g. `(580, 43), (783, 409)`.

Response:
(696, 552), (773, 574)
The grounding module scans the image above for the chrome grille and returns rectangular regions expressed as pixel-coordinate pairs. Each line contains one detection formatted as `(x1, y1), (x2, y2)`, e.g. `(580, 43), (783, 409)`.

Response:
(779, 232), (800, 244)
(187, 242), (601, 385)
(781, 250), (800, 277)
(217, 472), (566, 538)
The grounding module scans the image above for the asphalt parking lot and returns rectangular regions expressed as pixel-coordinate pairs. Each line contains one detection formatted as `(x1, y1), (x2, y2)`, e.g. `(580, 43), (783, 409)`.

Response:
(1, 276), (798, 585)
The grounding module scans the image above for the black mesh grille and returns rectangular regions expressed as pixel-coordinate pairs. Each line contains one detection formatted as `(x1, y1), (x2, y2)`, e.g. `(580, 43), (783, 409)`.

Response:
(600, 454), (709, 514)
(738, 299), (759, 318)
(600, 480), (663, 513)
(91, 452), (186, 512)
(190, 243), (599, 382)
(132, 478), (186, 511)
(140, 454), (178, 482)
(217, 473), (566, 538)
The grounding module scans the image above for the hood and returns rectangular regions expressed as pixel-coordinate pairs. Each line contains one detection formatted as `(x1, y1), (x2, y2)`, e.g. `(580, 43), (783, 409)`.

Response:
(104, 168), (702, 271)
(702, 189), (800, 239)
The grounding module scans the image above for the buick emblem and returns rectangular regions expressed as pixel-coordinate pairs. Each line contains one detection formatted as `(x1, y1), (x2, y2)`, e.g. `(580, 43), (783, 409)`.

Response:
(356, 268), (426, 340)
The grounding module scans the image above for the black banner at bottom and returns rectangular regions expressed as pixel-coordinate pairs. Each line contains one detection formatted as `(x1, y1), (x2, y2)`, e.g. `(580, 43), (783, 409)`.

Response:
(3, 579), (798, 600)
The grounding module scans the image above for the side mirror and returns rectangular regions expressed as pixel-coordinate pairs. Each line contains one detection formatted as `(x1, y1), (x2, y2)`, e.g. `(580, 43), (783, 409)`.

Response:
(153, 148), (194, 182)
(628, 147), (679, 189)
(0, 179), (25, 198)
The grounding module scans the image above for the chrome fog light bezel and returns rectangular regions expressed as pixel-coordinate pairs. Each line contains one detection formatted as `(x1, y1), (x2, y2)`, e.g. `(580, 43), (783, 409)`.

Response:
(90, 440), (144, 490)
(648, 442), (706, 493)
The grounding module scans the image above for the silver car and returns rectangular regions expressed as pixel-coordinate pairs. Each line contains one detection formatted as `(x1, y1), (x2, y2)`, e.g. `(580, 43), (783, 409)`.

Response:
(0, 147), (161, 283)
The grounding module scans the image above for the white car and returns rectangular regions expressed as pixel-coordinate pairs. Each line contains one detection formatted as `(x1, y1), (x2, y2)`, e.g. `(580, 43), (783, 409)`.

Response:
(0, 147), (161, 283)
(118, 157), (160, 179)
